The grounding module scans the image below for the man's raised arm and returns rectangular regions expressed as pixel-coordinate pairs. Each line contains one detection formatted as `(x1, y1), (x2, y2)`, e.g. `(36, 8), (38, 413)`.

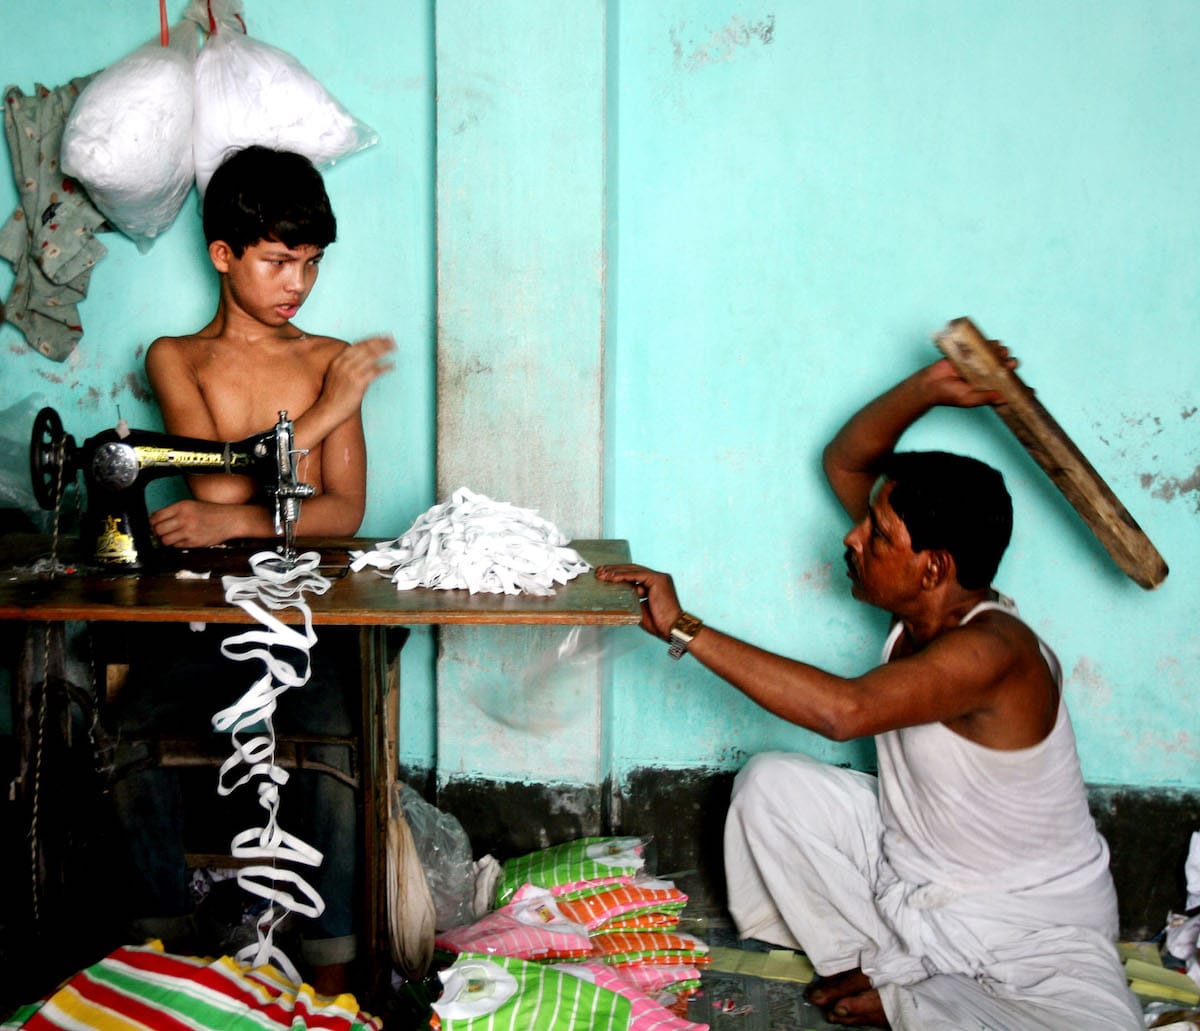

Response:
(822, 358), (1006, 522)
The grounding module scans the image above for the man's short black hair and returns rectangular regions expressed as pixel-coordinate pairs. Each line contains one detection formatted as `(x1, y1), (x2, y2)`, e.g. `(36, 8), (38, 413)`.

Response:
(881, 450), (1013, 590)
(203, 146), (337, 256)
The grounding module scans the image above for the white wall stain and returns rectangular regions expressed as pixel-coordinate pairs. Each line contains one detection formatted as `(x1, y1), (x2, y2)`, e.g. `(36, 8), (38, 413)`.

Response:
(1068, 656), (1113, 707)
(670, 14), (776, 71)
(798, 559), (834, 592)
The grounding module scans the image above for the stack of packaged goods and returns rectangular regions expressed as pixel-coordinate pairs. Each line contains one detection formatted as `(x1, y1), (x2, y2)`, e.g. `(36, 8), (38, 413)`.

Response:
(431, 838), (710, 1030)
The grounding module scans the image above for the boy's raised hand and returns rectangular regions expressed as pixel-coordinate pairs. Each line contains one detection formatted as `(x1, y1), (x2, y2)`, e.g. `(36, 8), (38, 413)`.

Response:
(320, 334), (396, 424)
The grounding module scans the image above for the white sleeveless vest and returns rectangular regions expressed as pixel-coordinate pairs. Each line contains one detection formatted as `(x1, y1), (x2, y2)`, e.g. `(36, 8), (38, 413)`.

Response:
(875, 596), (1113, 900)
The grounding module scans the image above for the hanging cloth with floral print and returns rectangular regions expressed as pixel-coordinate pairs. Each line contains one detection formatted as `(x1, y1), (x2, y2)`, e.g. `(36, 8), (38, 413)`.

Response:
(0, 76), (109, 362)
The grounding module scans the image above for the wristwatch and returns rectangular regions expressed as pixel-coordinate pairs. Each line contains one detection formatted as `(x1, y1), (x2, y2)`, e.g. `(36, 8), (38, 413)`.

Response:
(668, 612), (704, 660)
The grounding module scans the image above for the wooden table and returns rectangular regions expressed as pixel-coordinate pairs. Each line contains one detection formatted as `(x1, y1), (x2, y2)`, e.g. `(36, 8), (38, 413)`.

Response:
(0, 534), (640, 1002)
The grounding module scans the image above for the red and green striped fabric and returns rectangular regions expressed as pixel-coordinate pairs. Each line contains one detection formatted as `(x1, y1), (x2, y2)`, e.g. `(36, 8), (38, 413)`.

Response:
(526, 882), (687, 932)
(1, 943), (382, 1030)
(589, 931), (711, 968)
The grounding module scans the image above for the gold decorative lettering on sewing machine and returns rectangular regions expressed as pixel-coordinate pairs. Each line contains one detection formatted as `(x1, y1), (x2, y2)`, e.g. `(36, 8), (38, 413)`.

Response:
(134, 446), (253, 470)
(96, 514), (138, 565)
(29, 407), (314, 570)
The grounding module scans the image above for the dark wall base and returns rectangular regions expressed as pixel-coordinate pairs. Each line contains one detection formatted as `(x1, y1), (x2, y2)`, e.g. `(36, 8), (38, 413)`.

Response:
(1090, 785), (1200, 940)
(412, 764), (1198, 941)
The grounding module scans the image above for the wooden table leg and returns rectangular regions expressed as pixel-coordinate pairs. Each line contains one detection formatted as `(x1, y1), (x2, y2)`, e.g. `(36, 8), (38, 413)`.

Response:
(359, 625), (407, 1008)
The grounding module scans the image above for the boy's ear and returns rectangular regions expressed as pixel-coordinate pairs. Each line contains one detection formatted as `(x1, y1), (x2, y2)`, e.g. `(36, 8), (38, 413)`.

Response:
(208, 240), (234, 273)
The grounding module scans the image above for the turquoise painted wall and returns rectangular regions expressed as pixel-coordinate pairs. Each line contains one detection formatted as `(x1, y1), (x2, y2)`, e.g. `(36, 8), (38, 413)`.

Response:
(608, 1), (1199, 789)
(433, 1), (609, 787)
(4, 2), (1197, 796)
(0, 1), (438, 766)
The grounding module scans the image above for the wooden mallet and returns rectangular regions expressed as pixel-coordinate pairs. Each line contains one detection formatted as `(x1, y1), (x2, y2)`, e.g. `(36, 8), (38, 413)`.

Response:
(933, 317), (1168, 590)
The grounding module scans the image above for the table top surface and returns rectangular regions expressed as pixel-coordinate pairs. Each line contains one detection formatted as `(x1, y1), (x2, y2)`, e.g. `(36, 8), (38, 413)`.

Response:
(0, 535), (642, 626)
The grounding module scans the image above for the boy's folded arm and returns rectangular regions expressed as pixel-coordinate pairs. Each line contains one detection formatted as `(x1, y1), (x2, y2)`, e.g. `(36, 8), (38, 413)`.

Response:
(150, 498), (274, 549)
(291, 336), (394, 452)
(288, 411), (368, 538)
(291, 490), (367, 538)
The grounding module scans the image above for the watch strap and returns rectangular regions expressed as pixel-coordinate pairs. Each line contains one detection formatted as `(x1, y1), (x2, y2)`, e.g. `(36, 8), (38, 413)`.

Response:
(667, 612), (704, 660)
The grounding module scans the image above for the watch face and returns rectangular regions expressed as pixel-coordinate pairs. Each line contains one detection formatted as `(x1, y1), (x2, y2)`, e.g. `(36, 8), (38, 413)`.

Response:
(673, 613), (703, 638)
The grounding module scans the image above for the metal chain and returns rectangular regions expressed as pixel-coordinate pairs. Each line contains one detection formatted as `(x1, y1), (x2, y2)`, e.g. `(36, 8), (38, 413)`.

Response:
(29, 434), (70, 924)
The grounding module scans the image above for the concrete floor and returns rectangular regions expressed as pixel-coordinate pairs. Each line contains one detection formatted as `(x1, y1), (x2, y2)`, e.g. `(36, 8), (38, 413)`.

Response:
(687, 918), (840, 1031)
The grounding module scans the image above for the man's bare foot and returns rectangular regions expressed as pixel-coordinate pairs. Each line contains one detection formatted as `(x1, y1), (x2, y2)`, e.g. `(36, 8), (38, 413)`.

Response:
(805, 967), (873, 1006)
(805, 969), (890, 1028)
(827, 988), (890, 1028)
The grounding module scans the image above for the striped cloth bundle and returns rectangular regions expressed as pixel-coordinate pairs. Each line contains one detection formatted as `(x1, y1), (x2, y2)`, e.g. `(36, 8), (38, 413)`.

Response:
(437, 840), (711, 1025)
(1, 942), (382, 1031)
(429, 953), (706, 1031)
(525, 881), (689, 932)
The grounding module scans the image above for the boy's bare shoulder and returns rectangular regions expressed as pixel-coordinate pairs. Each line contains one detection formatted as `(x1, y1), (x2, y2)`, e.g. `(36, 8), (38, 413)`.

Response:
(293, 330), (352, 371)
(302, 330), (351, 353)
(145, 332), (208, 377)
(146, 328), (220, 357)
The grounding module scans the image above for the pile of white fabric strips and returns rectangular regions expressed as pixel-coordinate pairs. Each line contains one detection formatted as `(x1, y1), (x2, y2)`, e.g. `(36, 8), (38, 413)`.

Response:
(349, 487), (589, 596)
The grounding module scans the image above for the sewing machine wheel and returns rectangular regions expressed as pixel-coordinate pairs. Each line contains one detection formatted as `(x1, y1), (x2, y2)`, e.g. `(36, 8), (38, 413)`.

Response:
(30, 406), (76, 510)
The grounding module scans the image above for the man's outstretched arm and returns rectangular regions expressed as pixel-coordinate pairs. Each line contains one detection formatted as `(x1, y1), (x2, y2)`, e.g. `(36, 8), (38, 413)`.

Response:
(594, 563), (1017, 741)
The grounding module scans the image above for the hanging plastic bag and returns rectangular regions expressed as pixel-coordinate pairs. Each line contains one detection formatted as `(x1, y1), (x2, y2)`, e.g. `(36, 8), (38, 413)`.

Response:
(60, 20), (198, 251)
(186, 0), (378, 195)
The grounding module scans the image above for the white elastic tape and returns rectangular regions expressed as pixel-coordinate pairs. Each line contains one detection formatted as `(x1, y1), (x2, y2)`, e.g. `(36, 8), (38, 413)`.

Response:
(349, 487), (589, 595)
(212, 549), (332, 977)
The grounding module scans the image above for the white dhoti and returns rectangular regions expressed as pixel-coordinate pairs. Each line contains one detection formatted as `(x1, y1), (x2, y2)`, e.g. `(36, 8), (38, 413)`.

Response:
(725, 752), (1142, 1031)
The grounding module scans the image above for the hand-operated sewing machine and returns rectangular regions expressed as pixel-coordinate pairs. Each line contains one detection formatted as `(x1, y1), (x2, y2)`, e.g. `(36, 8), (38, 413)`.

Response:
(29, 407), (315, 569)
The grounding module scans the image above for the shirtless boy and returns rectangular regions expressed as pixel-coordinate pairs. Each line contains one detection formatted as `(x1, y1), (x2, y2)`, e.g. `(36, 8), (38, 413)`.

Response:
(146, 145), (393, 545)
(597, 356), (1141, 1029)
(111, 146), (392, 995)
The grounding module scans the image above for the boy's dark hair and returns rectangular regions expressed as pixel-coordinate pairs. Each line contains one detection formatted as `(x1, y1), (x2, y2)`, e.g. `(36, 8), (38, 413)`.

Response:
(881, 450), (1013, 590)
(203, 146), (337, 256)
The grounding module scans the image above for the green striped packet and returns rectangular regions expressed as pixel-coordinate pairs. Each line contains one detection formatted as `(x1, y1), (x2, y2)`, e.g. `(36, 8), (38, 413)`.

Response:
(495, 837), (648, 907)
(431, 952), (633, 1030)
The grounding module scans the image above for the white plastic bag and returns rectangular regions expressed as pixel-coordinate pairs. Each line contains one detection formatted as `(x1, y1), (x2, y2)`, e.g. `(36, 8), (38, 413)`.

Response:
(187, 0), (378, 195)
(60, 24), (198, 251)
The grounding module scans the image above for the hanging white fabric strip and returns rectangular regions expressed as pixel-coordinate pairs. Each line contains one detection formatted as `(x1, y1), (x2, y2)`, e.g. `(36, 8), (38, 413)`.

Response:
(211, 549), (333, 982)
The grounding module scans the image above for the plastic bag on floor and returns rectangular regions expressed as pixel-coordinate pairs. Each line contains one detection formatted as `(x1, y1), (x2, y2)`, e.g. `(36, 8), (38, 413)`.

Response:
(61, 23), (198, 250)
(401, 784), (478, 930)
(186, 0), (377, 195)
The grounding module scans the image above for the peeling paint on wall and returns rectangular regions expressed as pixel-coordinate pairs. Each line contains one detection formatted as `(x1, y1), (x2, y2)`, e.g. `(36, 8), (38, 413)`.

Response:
(1140, 467), (1200, 513)
(670, 14), (776, 71)
(111, 371), (152, 403)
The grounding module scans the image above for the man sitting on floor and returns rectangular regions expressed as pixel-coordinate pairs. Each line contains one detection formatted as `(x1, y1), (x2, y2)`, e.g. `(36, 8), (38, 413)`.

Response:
(596, 353), (1141, 1029)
